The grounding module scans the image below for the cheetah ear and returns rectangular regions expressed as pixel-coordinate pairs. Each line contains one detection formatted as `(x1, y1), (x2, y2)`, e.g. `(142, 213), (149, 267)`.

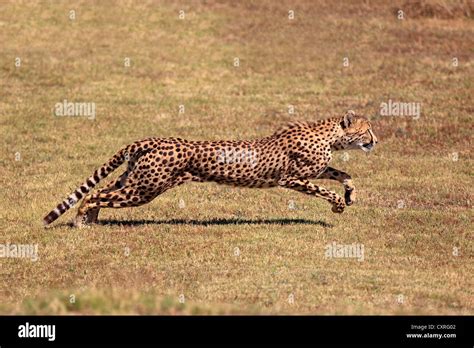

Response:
(341, 110), (356, 129)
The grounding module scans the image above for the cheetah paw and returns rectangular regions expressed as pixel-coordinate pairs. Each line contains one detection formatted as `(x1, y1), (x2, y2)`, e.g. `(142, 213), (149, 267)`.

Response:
(344, 188), (356, 206)
(331, 201), (345, 214)
(72, 215), (89, 228)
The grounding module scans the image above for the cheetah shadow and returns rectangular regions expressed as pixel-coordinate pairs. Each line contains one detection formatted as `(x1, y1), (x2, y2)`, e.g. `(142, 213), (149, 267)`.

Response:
(98, 218), (332, 228)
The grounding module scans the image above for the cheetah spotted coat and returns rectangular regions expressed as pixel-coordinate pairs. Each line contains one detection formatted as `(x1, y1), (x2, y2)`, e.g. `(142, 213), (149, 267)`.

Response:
(43, 111), (378, 227)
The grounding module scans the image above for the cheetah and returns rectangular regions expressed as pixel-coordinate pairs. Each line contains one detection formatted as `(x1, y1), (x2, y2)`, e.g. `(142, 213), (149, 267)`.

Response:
(43, 110), (378, 227)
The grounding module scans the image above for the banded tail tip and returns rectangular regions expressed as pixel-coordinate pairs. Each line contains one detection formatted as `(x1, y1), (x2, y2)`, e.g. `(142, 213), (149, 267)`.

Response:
(43, 211), (58, 226)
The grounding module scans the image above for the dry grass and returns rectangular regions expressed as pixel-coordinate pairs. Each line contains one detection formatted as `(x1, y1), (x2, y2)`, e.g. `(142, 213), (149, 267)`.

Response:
(0, 0), (472, 315)
(395, 0), (473, 19)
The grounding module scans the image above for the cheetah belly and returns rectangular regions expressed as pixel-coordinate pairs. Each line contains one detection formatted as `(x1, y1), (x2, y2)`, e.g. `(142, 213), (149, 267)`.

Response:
(188, 142), (280, 188)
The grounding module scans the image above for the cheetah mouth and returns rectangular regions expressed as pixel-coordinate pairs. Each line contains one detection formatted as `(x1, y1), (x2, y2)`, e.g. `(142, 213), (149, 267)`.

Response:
(360, 143), (374, 152)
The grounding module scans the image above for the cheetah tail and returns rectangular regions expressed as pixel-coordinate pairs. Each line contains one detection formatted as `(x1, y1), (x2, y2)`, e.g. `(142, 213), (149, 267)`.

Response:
(42, 145), (130, 226)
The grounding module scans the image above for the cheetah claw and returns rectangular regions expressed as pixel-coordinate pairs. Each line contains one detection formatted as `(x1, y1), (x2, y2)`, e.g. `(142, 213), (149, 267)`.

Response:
(331, 203), (345, 214)
(344, 188), (356, 206)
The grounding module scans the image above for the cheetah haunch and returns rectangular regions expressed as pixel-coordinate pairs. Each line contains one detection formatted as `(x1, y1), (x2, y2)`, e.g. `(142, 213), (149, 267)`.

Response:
(43, 110), (378, 227)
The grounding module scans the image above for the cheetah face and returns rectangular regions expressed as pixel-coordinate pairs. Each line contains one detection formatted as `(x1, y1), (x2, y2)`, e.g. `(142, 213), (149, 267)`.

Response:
(339, 111), (378, 152)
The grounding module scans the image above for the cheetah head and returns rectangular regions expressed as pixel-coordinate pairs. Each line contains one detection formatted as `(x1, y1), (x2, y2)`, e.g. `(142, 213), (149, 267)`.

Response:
(337, 110), (378, 152)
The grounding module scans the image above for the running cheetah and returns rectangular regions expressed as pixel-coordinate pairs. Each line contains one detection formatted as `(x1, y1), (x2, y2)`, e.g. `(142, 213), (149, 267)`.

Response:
(43, 110), (378, 227)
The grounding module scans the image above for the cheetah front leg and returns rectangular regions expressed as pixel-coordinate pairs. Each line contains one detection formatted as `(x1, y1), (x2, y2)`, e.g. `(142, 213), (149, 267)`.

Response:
(317, 167), (356, 206)
(278, 178), (345, 213)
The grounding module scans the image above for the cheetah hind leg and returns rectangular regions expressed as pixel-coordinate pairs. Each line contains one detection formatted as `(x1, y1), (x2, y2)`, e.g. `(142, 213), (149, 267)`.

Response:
(72, 209), (97, 228)
(73, 187), (155, 228)
(74, 172), (130, 227)
(85, 208), (100, 224)
(73, 173), (197, 228)
(73, 194), (92, 228)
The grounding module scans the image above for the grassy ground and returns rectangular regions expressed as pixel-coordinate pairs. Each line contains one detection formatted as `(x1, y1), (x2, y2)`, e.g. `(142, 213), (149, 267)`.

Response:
(0, 0), (472, 314)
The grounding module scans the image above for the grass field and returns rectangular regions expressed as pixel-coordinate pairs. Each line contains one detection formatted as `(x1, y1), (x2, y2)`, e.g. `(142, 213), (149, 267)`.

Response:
(0, 0), (472, 314)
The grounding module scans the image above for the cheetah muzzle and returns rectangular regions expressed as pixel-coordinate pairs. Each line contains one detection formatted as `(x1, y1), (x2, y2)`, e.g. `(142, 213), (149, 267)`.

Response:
(43, 110), (378, 227)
